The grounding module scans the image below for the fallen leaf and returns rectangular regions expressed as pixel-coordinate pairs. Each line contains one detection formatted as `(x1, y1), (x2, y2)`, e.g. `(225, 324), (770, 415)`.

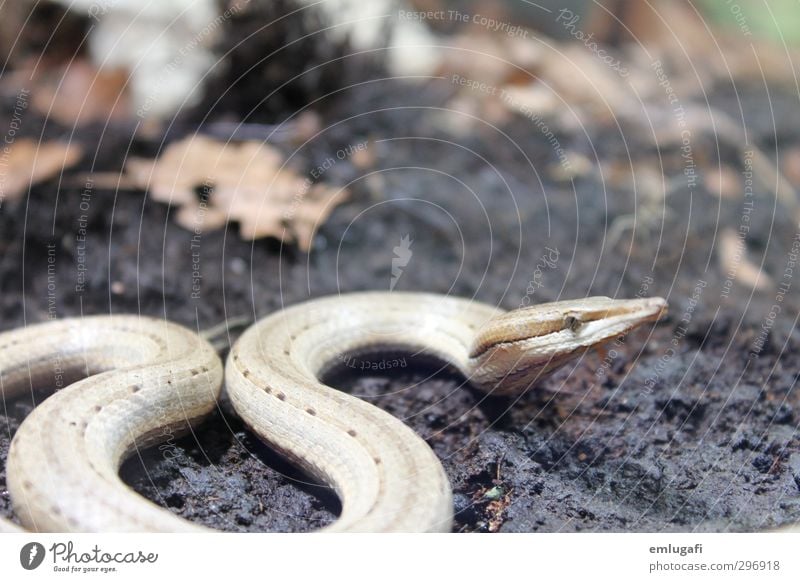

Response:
(718, 228), (772, 292)
(497, 83), (558, 119)
(705, 166), (741, 200)
(548, 151), (593, 182)
(439, 29), (634, 131)
(175, 201), (228, 233)
(0, 138), (82, 202)
(350, 141), (376, 171)
(781, 147), (800, 188)
(438, 33), (520, 88)
(128, 135), (348, 250)
(31, 60), (130, 126)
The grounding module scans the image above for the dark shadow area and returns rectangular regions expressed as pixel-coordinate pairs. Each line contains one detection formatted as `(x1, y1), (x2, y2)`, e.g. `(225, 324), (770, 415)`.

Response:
(323, 349), (520, 430)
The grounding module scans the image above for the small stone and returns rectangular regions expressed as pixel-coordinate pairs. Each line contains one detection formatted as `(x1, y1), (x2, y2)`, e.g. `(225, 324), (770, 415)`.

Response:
(230, 257), (247, 275)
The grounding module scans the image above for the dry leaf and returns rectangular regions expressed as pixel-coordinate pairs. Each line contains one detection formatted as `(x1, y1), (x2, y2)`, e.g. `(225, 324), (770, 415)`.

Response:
(439, 28), (633, 131)
(705, 166), (741, 200)
(718, 228), (772, 292)
(781, 147), (800, 188)
(350, 141), (375, 171)
(0, 138), (82, 201)
(497, 83), (557, 119)
(439, 34), (518, 88)
(537, 44), (636, 117)
(30, 60), (130, 125)
(175, 200), (228, 233)
(548, 151), (593, 182)
(128, 135), (348, 250)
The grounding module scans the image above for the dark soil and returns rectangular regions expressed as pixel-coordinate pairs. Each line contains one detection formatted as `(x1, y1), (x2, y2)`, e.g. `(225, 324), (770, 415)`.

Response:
(2, 30), (800, 530)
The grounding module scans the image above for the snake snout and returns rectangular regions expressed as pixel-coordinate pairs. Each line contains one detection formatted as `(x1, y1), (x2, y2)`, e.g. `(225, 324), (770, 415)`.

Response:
(467, 296), (668, 397)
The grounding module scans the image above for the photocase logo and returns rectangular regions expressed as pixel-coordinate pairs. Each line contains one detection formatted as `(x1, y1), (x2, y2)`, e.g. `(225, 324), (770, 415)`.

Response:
(390, 234), (413, 291)
(20, 542), (46, 570)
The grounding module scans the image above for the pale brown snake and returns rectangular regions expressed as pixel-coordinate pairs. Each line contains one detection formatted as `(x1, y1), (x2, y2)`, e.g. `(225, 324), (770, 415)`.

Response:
(0, 293), (667, 532)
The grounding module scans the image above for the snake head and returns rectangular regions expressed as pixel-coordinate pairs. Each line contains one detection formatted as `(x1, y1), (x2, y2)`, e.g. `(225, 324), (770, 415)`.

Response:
(467, 296), (668, 396)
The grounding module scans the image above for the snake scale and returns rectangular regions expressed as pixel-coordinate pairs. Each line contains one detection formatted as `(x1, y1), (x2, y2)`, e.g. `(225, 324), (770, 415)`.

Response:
(0, 292), (667, 532)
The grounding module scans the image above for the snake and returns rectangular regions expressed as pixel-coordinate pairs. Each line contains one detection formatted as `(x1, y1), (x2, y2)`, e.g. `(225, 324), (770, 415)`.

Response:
(0, 316), (222, 533)
(0, 292), (667, 532)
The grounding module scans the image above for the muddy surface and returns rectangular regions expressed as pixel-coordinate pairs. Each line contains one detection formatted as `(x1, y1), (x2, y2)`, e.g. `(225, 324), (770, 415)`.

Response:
(2, 72), (800, 531)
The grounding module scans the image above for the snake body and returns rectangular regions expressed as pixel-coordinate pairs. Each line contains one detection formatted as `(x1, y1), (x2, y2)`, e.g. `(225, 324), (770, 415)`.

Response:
(1, 292), (667, 532)
(226, 293), (503, 532)
(1, 316), (222, 532)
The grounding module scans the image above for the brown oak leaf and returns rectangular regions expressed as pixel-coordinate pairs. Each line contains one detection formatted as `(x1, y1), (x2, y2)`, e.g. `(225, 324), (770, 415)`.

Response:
(128, 135), (348, 250)
(0, 138), (82, 202)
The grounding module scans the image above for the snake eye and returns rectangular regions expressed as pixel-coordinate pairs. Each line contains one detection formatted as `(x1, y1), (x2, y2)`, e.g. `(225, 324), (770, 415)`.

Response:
(563, 314), (582, 332)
